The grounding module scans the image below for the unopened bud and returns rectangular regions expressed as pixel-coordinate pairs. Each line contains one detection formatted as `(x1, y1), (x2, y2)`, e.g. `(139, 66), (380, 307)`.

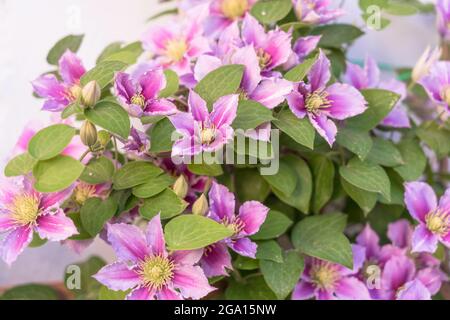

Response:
(80, 121), (98, 147)
(173, 175), (188, 199)
(81, 80), (101, 107)
(97, 130), (111, 146)
(192, 194), (208, 216)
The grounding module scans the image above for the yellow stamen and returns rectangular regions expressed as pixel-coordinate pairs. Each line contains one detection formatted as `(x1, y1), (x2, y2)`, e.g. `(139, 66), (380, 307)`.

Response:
(425, 209), (449, 236)
(73, 183), (97, 205)
(200, 125), (217, 145)
(257, 48), (271, 69)
(221, 0), (248, 20)
(310, 260), (340, 291)
(131, 93), (146, 108)
(305, 91), (331, 115)
(165, 39), (188, 62)
(138, 256), (175, 289)
(9, 194), (40, 226)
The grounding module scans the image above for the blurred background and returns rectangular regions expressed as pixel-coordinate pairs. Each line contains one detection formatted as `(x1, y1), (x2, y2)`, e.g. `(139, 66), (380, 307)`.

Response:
(0, 0), (438, 286)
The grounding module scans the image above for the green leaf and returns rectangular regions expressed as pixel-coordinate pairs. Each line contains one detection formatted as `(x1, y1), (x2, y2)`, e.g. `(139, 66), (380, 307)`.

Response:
(98, 286), (128, 300)
(80, 156), (115, 184)
(347, 89), (400, 131)
(61, 102), (83, 119)
(4, 153), (37, 177)
(113, 161), (163, 190)
(149, 118), (175, 153)
(366, 137), (404, 167)
(132, 173), (174, 198)
(310, 155), (335, 213)
(340, 157), (391, 201)
(256, 240), (283, 263)
(139, 188), (188, 220)
(272, 155), (312, 213)
(416, 121), (450, 159)
(261, 159), (297, 197)
(291, 213), (353, 268)
(251, 0), (293, 24)
(100, 42), (143, 65)
(380, 168), (405, 206)
(29, 232), (47, 248)
(158, 69), (179, 98)
(341, 176), (377, 215)
(234, 256), (259, 270)
(252, 210), (293, 240)
(393, 137), (426, 181)
(33, 155), (84, 193)
(47, 34), (84, 65)
(385, 0), (419, 15)
(81, 60), (127, 89)
(65, 256), (106, 299)
(1, 284), (59, 300)
(194, 64), (244, 108)
(311, 24), (363, 48)
(232, 100), (275, 130)
(273, 108), (315, 149)
(260, 251), (304, 300)
(96, 42), (123, 64)
(235, 168), (271, 202)
(67, 212), (92, 240)
(188, 163), (223, 177)
(84, 100), (130, 139)
(81, 197), (118, 237)
(165, 215), (233, 250)
(28, 124), (76, 160)
(284, 54), (318, 82)
(225, 276), (277, 300)
(336, 127), (373, 161)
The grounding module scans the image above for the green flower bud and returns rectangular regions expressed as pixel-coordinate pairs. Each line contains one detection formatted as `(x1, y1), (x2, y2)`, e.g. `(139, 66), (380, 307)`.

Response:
(80, 121), (98, 147)
(81, 80), (101, 107)
(192, 194), (208, 216)
(173, 175), (188, 199)
(97, 130), (111, 146)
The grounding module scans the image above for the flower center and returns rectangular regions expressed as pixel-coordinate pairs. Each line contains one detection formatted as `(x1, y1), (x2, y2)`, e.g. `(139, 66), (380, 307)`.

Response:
(68, 84), (82, 101)
(310, 261), (339, 291)
(257, 48), (272, 69)
(9, 194), (40, 226)
(425, 209), (449, 236)
(305, 91), (331, 115)
(73, 183), (97, 205)
(222, 217), (245, 235)
(200, 124), (217, 145)
(165, 39), (187, 62)
(131, 93), (146, 108)
(221, 0), (248, 19)
(138, 255), (175, 289)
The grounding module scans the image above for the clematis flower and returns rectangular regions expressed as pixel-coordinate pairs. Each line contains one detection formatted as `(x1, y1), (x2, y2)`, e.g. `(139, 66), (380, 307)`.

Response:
(169, 91), (238, 157)
(141, 19), (210, 77)
(200, 182), (269, 276)
(287, 51), (367, 146)
(292, 245), (371, 300)
(419, 61), (450, 112)
(411, 46), (441, 83)
(114, 69), (177, 118)
(380, 255), (420, 300)
(32, 50), (86, 112)
(93, 215), (215, 300)
(122, 127), (151, 157)
(343, 56), (410, 128)
(437, 0), (450, 41)
(284, 35), (322, 69)
(0, 177), (77, 265)
(204, 0), (256, 37)
(396, 279), (431, 300)
(70, 181), (110, 207)
(293, 0), (344, 24)
(404, 182), (450, 253)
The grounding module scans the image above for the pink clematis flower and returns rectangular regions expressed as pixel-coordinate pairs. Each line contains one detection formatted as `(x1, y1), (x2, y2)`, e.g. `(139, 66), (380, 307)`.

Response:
(287, 50), (367, 146)
(32, 50), (86, 112)
(141, 19), (210, 77)
(284, 35), (322, 69)
(169, 91), (238, 157)
(437, 0), (450, 41)
(404, 182), (450, 254)
(200, 182), (269, 277)
(93, 215), (215, 300)
(122, 127), (151, 158)
(293, 0), (344, 24)
(344, 56), (410, 128)
(0, 177), (77, 265)
(292, 245), (371, 300)
(419, 61), (450, 113)
(114, 69), (177, 118)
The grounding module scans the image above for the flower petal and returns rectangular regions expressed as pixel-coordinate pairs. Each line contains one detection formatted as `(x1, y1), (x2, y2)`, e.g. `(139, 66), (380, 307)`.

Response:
(250, 78), (293, 109)
(387, 219), (413, 249)
(171, 249), (203, 266)
(287, 90), (307, 118)
(210, 94), (239, 128)
(404, 182), (437, 223)
(145, 214), (166, 257)
(58, 50), (85, 86)
(188, 90), (209, 122)
(93, 262), (141, 291)
(308, 113), (337, 147)
(36, 211), (78, 241)
(325, 83), (367, 120)
(416, 267), (447, 295)
(308, 50), (331, 92)
(238, 201), (269, 236)
(396, 280), (431, 300)
(107, 223), (150, 262)
(292, 281), (315, 300)
(227, 237), (258, 258)
(157, 286), (182, 300)
(356, 224), (380, 260)
(115, 72), (136, 102)
(200, 243), (232, 277)
(139, 69), (166, 100)
(0, 226), (33, 266)
(31, 74), (67, 100)
(0, 214), (17, 233)
(208, 182), (235, 220)
(230, 45), (261, 93)
(144, 99), (177, 117)
(172, 265), (215, 299)
(411, 224), (439, 254)
(126, 287), (155, 300)
(335, 277), (371, 300)
(381, 255), (416, 291)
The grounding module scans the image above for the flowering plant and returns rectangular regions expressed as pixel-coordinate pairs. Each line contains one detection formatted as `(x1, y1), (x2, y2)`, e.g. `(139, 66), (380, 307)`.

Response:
(1, 0), (449, 301)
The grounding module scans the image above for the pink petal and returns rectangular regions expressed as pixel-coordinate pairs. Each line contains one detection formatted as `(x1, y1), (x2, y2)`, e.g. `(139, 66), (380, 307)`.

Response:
(208, 182), (236, 220)
(231, 45), (261, 93)
(0, 214), (17, 233)
(210, 94), (239, 128)
(172, 265), (215, 299)
(404, 182), (437, 223)
(416, 267), (447, 295)
(145, 214), (166, 257)
(171, 249), (203, 266)
(144, 99), (177, 116)
(326, 83), (367, 120)
(142, 25), (174, 54)
(31, 74), (67, 100)
(396, 280), (431, 300)
(381, 255), (416, 291)
(126, 287), (155, 300)
(250, 78), (293, 109)
(438, 188), (450, 213)
(36, 211), (78, 241)
(189, 90), (209, 122)
(356, 224), (380, 260)
(364, 56), (381, 88)
(107, 223), (150, 262)
(58, 50), (85, 86)
(40, 187), (73, 209)
(200, 243), (232, 277)
(292, 281), (315, 300)
(169, 112), (195, 135)
(238, 201), (269, 236)
(308, 50), (331, 92)
(241, 14), (266, 48)
(0, 226), (33, 266)
(227, 237), (258, 258)
(387, 219), (412, 249)
(335, 277), (371, 300)
(93, 262), (141, 291)
(194, 55), (222, 82)
(287, 90), (307, 118)
(139, 69), (166, 100)
(308, 113), (337, 147)
(343, 62), (368, 90)
(157, 286), (182, 300)
(411, 224), (439, 254)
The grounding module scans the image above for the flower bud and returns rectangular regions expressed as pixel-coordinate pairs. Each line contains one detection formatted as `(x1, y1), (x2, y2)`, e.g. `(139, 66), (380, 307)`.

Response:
(192, 194), (209, 216)
(97, 130), (111, 147)
(173, 175), (188, 199)
(80, 121), (98, 147)
(81, 80), (101, 107)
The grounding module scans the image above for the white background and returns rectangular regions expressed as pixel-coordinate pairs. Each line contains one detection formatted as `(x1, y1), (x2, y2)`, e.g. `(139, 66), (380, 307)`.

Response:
(0, 0), (438, 286)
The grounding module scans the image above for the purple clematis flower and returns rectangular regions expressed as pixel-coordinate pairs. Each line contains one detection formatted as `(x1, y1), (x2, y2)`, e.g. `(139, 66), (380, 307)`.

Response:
(294, 0), (344, 24)
(396, 279), (431, 300)
(114, 68), (178, 118)
(284, 35), (322, 69)
(344, 56), (410, 128)
(287, 51), (367, 146)
(419, 61), (450, 113)
(169, 91), (238, 157)
(94, 214), (215, 300)
(404, 182), (450, 254)
(200, 182), (269, 277)
(122, 127), (151, 157)
(32, 50), (86, 112)
(0, 177), (77, 265)
(437, 0), (450, 41)
(292, 245), (371, 300)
